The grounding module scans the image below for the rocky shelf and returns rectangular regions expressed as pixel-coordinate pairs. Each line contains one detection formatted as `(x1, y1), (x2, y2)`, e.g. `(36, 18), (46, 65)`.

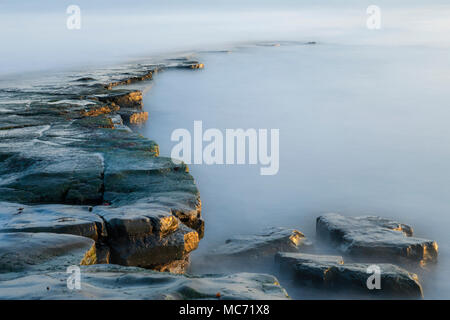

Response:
(0, 59), (210, 272)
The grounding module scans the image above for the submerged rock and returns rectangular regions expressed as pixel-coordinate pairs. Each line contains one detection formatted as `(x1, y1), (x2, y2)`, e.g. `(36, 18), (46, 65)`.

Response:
(275, 252), (423, 298)
(210, 227), (312, 260)
(316, 213), (438, 265)
(0, 265), (289, 300)
(0, 232), (96, 275)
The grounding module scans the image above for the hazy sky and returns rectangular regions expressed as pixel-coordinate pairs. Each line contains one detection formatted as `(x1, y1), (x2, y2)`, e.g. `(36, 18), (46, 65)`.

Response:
(1, 1), (449, 76)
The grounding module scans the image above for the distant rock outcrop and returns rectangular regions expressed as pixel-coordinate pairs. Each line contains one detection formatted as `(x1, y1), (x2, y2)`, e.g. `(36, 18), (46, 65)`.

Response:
(275, 252), (423, 298)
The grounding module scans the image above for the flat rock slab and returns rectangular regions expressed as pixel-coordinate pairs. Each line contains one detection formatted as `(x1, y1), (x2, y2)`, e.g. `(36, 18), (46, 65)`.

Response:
(0, 265), (289, 300)
(0, 202), (105, 240)
(0, 139), (105, 205)
(316, 213), (438, 265)
(275, 252), (423, 298)
(0, 232), (96, 275)
(209, 227), (312, 260)
(102, 151), (204, 238)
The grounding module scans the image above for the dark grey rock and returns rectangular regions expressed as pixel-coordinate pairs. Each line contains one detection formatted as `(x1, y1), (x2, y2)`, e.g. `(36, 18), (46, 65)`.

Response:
(139, 192), (204, 238)
(102, 152), (204, 237)
(316, 213), (438, 265)
(275, 252), (423, 298)
(210, 227), (312, 260)
(0, 202), (105, 240)
(94, 204), (199, 272)
(0, 232), (96, 274)
(276, 252), (344, 271)
(169, 61), (205, 70)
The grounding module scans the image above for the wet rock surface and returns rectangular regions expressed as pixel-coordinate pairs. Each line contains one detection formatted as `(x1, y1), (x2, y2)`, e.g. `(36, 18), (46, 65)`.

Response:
(316, 213), (438, 265)
(0, 265), (289, 300)
(0, 202), (105, 240)
(209, 227), (312, 260)
(275, 252), (423, 298)
(0, 232), (96, 275)
(0, 57), (205, 275)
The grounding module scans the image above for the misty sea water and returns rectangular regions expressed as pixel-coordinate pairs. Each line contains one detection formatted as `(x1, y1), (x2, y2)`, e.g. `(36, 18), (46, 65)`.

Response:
(140, 42), (450, 298)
